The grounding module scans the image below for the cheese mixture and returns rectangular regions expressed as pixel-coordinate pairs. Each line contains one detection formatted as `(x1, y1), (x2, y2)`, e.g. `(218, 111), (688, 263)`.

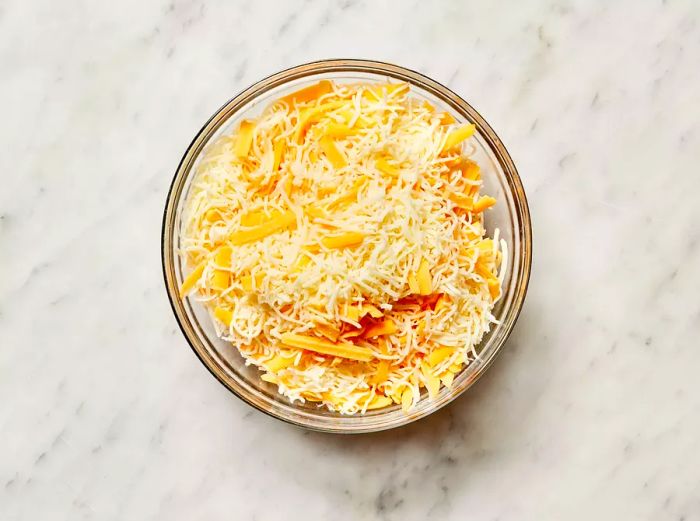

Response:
(179, 80), (506, 414)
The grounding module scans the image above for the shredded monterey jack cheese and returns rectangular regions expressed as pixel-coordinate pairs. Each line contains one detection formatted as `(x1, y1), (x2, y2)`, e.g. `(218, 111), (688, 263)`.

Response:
(179, 80), (506, 414)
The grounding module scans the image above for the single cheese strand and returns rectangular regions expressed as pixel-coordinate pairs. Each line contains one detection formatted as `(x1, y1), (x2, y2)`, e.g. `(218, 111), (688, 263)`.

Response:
(294, 101), (347, 143)
(316, 322), (341, 342)
(261, 373), (277, 383)
(342, 328), (365, 340)
(472, 196), (496, 213)
(204, 208), (222, 222)
(327, 177), (365, 209)
(440, 112), (456, 125)
(407, 273), (420, 294)
(477, 238), (495, 255)
(229, 210), (296, 245)
(321, 232), (364, 250)
(280, 333), (374, 362)
(342, 303), (360, 322)
(279, 80), (333, 107)
(319, 136), (346, 169)
(360, 304), (383, 318)
(214, 307), (233, 325)
(240, 210), (267, 227)
(304, 206), (328, 220)
(240, 272), (265, 291)
(234, 120), (255, 158)
(441, 372), (455, 388)
(461, 159), (481, 180)
(291, 254), (311, 272)
(416, 259), (432, 295)
(448, 192), (473, 210)
(487, 278), (501, 300)
(449, 362), (463, 374)
(323, 123), (357, 138)
(272, 139), (286, 171)
(211, 270), (230, 290)
(427, 347), (455, 367)
(366, 395), (393, 410)
(475, 259), (495, 280)
(370, 360), (390, 385)
(179, 260), (206, 297)
(442, 123), (475, 152)
(241, 208), (286, 227)
(214, 246), (232, 267)
(364, 319), (397, 338)
(266, 353), (296, 372)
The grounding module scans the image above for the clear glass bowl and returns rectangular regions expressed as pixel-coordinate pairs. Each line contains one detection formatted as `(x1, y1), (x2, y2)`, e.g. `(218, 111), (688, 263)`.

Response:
(161, 59), (532, 433)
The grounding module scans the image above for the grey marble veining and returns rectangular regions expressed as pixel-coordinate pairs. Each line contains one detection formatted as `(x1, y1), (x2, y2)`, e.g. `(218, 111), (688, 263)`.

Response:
(2, 0), (700, 519)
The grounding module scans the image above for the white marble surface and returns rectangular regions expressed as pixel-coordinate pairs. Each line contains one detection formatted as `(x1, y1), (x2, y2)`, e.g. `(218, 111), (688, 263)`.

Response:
(2, 0), (700, 519)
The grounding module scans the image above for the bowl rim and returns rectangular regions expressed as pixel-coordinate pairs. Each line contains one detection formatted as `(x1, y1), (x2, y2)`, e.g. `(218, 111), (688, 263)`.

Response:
(161, 58), (532, 433)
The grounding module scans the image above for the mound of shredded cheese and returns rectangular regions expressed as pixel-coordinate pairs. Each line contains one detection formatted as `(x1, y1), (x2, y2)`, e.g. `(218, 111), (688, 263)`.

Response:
(179, 80), (506, 414)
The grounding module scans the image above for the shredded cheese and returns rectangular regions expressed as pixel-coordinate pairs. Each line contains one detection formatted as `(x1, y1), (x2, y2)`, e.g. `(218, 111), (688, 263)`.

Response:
(179, 80), (505, 414)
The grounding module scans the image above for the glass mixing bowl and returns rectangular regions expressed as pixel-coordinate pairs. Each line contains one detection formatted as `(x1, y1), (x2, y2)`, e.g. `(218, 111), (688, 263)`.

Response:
(162, 59), (532, 433)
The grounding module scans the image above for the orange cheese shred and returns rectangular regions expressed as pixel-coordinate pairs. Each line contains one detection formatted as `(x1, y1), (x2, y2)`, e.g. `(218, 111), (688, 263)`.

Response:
(179, 260), (206, 297)
(272, 139), (286, 172)
(214, 307), (233, 326)
(229, 210), (296, 245)
(442, 123), (475, 153)
(364, 319), (397, 338)
(240, 271), (265, 292)
(321, 232), (364, 250)
(319, 136), (346, 169)
(279, 80), (334, 107)
(416, 259), (432, 295)
(234, 120), (255, 158)
(472, 196), (496, 213)
(280, 333), (374, 362)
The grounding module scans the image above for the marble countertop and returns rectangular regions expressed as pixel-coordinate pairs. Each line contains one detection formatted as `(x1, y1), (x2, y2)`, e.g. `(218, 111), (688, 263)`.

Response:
(2, 0), (700, 519)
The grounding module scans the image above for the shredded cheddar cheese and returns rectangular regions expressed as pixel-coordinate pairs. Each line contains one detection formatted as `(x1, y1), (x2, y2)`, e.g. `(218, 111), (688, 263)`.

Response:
(179, 80), (505, 414)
